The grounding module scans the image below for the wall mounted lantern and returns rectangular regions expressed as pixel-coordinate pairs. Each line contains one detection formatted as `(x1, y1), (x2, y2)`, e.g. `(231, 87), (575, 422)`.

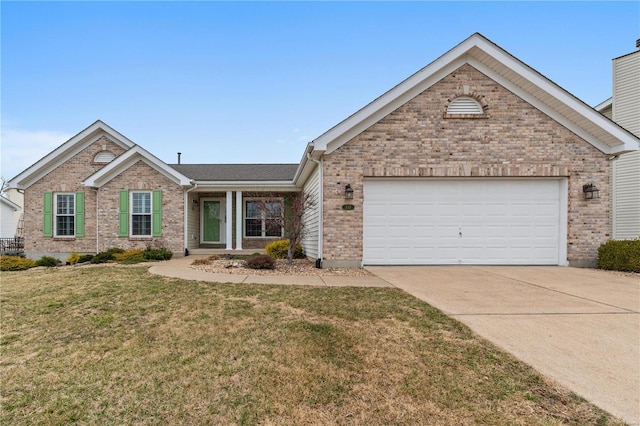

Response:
(344, 184), (354, 200)
(583, 183), (600, 200)
(192, 199), (199, 207)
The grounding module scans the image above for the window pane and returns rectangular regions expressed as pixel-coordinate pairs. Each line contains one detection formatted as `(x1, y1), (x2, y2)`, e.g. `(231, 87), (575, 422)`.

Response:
(56, 194), (74, 215)
(132, 192), (151, 214)
(132, 214), (151, 236)
(245, 218), (262, 237)
(265, 219), (281, 237)
(265, 202), (282, 219)
(246, 201), (259, 219)
(56, 216), (74, 236)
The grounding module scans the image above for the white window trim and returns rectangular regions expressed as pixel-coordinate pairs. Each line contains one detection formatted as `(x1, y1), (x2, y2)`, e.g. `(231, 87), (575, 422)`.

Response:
(244, 198), (284, 238)
(130, 191), (152, 238)
(54, 192), (75, 238)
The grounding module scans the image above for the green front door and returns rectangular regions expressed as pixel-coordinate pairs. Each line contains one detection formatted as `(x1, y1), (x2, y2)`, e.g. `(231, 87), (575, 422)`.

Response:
(202, 200), (222, 242)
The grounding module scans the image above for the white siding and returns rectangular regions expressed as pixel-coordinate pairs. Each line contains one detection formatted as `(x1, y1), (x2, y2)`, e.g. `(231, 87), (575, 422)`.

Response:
(0, 201), (19, 238)
(301, 164), (321, 259)
(612, 151), (640, 239)
(612, 51), (640, 137)
(186, 192), (199, 250)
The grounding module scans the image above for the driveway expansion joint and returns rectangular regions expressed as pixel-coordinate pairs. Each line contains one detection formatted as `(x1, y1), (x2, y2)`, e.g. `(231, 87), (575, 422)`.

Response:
(471, 266), (638, 314)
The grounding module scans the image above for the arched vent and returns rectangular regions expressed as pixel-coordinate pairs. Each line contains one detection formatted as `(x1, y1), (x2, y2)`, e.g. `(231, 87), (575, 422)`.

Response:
(94, 151), (116, 163)
(447, 96), (484, 114)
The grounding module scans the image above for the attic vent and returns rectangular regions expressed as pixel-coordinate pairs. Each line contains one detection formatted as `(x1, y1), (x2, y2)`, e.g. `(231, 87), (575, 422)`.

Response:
(94, 151), (116, 163)
(447, 96), (483, 114)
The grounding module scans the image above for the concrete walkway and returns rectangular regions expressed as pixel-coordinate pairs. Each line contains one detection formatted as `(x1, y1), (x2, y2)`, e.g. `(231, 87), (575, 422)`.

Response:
(367, 266), (640, 426)
(148, 255), (392, 288)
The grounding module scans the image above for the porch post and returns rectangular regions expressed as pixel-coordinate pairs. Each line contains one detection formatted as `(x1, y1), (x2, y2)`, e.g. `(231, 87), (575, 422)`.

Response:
(225, 191), (233, 250)
(235, 191), (243, 250)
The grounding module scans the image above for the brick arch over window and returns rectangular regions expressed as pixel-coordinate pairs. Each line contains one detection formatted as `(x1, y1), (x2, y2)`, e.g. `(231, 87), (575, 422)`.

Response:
(444, 92), (489, 119)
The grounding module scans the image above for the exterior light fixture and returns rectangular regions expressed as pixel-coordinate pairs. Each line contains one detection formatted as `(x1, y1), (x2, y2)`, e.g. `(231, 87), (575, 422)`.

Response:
(583, 183), (599, 200)
(192, 199), (199, 206)
(345, 184), (354, 200)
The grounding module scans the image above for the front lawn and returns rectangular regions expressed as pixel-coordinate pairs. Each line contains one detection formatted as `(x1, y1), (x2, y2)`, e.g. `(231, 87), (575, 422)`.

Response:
(0, 267), (623, 425)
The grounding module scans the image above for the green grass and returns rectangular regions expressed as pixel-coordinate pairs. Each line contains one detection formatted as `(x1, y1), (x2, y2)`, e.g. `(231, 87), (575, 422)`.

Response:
(0, 266), (624, 425)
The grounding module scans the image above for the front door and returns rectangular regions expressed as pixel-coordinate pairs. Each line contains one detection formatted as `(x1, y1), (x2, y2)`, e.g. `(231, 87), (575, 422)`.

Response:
(201, 198), (225, 243)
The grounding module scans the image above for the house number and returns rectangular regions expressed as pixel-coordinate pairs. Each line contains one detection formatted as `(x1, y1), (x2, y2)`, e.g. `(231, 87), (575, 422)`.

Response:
(342, 204), (355, 210)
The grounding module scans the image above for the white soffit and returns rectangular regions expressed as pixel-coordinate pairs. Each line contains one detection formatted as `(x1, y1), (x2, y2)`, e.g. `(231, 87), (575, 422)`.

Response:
(315, 33), (639, 156)
(7, 120), (136, 190)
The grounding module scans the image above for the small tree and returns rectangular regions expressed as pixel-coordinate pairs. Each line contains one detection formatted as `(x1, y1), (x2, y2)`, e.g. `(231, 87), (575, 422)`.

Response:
(251, 192), (316, 264)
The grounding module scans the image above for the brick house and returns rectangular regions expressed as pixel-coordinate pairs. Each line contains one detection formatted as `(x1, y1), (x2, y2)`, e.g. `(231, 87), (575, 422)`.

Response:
(8, 33), (639, 266)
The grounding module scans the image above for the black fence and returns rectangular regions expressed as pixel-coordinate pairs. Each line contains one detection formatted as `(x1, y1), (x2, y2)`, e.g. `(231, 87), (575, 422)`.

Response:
(0, 237), (25, 255)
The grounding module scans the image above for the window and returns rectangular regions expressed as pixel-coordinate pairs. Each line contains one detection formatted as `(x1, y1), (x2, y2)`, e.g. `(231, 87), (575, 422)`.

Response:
(446, 96), (484, 115)
(55, 193), (75, 236)
(131, 191), (152, 236)
(245, 199), (283, 238)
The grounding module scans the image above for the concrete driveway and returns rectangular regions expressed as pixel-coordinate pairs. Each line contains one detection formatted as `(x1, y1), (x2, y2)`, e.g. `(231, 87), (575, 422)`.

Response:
(367, 266), (640, 425)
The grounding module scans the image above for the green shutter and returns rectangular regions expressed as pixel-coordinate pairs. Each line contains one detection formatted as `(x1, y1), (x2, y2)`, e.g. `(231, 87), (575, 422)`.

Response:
(43, 192), (53, 237)
(152, 189), (162, 237)
(75, 192), (85, 238)
(119, 190), (129, 237)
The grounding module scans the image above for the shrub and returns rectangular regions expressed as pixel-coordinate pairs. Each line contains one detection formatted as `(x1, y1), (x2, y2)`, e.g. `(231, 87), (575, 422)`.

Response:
(265, 239), (304, 259)
(68, 252), (96, 265)
(78, 254), (95, 263)
(91, 251), (116, 264)
(67, 252), (81, 265)
(90, 248), (128, 264)
(0, 255), (36, 271)
(114, 249), (145, 264)
(245, 254), (276, 270)
(597, 239), (640, 272)
(143, 247), (173, 261)
(35, 256), (60, 267)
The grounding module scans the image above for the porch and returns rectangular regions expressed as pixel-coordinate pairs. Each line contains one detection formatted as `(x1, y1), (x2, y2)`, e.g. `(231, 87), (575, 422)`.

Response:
(184, 188), (298, 253)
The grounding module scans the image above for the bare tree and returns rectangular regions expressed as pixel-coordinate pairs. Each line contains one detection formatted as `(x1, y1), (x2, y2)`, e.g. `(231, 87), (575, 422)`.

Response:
(250, 191), (316, 264)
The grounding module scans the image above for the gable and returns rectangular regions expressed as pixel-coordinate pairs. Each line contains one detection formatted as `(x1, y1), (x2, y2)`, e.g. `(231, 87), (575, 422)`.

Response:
(310, 33), (640, 157)
(83, 145), (191, 188)
(7, 120), (135, 190)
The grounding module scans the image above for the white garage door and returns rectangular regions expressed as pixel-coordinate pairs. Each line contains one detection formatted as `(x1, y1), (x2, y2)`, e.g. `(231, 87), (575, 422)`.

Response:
(363, 178), (566, 265)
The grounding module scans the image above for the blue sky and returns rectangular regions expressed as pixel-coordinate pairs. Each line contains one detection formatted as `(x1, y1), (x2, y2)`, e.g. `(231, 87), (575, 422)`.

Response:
(2, 1), (638, 180)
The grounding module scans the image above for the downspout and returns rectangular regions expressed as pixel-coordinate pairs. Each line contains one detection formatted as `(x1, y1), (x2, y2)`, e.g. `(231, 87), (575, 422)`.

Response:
(184, 181), (198, 255)
(95, 188), (99, 254)
(306, 152), (323, 266)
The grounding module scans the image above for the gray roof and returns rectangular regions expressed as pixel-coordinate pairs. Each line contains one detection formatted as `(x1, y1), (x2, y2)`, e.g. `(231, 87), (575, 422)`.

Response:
(169, 164), (299, 181)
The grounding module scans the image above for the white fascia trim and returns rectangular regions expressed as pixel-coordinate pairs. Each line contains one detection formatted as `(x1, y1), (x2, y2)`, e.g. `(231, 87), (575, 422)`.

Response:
(7, 120), (135, 190)
(84, 146), (191, 187)
(595, 98), (613, 111)
(322, 57), (466, 155)
(468, 57), (637, 155)
(190, 182), (300, 192)
(293, 146), (324, 187)
(313, 35), (483, 154)
(0, 196), (21, 211)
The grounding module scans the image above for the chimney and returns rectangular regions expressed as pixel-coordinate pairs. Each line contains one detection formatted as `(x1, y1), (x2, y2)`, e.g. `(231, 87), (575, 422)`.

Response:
(177, 152), (182, 165)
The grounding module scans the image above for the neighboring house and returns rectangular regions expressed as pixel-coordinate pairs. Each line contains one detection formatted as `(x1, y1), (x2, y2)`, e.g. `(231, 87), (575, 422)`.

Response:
(7, 33), (640, 266)
(596, 41), (640, 240)
(0, 195), (21, 238)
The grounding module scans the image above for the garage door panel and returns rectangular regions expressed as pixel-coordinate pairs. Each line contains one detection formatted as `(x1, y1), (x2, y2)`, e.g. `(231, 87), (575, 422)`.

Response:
(363, 179), (564, 265)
